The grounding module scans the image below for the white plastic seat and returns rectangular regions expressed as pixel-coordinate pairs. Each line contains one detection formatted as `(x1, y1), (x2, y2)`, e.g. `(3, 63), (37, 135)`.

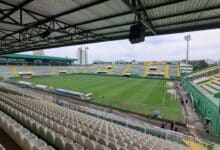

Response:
(75, 134), (85, 146)
(39, 125), (47, 139)
(14, 130), (24, 147)
(65, 142), (76, 150)
(32, 139), (47, 150)
(53, 122), (60, 133)
(8, 125), (16, 138)
(96, 144), (108, 150)
(32, 122), (40, 135)
(46, 119), (54, 129)
(55, 134), (65, 150)
(46, 129), (55, 145)
(85, 138), (96, 150)
(140, 145), (152, 150)
(98, 137), (107, 146)
(66, 130), (75, 141)
(73, 127), (81, 133)
(59, 126), (67, 135)
(108, 142), (120, 150)
(81, 130), (88, 137)
(22, 137), (33, 150)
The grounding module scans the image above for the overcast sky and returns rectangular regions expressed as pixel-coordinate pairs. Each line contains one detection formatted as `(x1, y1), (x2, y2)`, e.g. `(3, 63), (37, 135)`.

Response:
(20, 29), (220, 63)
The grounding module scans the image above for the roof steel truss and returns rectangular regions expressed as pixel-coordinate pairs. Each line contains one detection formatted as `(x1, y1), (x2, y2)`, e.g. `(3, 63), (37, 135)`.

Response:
(0, 0), (219, 54)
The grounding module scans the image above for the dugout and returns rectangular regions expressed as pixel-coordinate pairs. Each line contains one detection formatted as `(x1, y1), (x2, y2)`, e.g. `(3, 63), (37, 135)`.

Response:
(19, 72), (32, 78)
(59, 70), (67, 75)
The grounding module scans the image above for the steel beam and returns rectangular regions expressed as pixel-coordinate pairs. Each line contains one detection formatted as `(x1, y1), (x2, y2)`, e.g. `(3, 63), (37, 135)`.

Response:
(0, 0), (109, 40)
(0, 0), (34, 21)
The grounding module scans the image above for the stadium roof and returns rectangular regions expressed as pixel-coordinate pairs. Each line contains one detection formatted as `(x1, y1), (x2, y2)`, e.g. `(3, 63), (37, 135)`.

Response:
(1, 54), (75, 61)
(0, 0), (220, 54)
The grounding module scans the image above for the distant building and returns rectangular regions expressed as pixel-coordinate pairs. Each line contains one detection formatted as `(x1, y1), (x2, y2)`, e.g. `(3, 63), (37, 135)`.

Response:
(205, 59), (218, 65)
(77, 47), (88, 65)
(33, 50), (44, 56)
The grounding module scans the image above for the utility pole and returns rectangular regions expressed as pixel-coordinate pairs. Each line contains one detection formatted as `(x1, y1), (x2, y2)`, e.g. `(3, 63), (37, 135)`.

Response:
(184, 34), (191, 65)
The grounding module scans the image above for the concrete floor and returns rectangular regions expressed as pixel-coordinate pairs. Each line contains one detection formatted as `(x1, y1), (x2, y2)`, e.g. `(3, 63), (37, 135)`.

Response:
(0, 127), (22, 150)
(176, 81), (220, 144)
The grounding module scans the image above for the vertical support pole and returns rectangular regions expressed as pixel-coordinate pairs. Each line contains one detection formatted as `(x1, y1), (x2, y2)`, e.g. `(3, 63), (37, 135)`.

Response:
(186, 40), (189, 65)
(20, 9), (23, 25)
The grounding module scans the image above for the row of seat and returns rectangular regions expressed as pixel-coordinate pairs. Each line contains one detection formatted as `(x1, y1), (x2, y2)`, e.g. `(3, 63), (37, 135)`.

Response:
(0, 110), (54, 150)
(0, 93), (111, 150)
(129, 64), (146, 76)
(0, 92), (189, 150)
(0, 63), (181, 78)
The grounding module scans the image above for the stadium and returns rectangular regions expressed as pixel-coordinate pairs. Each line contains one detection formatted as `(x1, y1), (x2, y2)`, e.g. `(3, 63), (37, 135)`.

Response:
(0, 0), (220, 150)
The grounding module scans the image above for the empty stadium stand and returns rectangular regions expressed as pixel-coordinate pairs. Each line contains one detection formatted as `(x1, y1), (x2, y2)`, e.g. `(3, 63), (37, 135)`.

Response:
(199, 75), (220, 95)
(0, 54), (180, 78)
(123, 64), (132, 75)
(0, 92), (189, 150)
(144, 62), (152, 77)
(30, 66), (54, 76)
(129, 64), (145, 76)
(169, 65), (179, 77)
(107, 64), (116, 74)
(110, 64), (128, 76)
(9, 65), (19, 77)
(0, 65), (13, 77)
(0, 63), (180, 79)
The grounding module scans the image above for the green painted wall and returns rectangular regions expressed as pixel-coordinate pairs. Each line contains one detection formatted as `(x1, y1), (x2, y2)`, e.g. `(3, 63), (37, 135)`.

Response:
(181, 77), (220, 135)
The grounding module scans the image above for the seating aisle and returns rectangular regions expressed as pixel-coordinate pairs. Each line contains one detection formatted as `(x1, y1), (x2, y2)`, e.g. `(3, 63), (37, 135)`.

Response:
(0, 126), (21, 150)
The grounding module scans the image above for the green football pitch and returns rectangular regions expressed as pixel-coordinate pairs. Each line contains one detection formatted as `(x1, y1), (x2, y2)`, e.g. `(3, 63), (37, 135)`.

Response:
(15, 74), (183, 122)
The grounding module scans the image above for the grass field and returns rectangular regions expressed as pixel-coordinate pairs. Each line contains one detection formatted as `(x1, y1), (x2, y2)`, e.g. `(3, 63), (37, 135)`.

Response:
(14, 74), (183, 122)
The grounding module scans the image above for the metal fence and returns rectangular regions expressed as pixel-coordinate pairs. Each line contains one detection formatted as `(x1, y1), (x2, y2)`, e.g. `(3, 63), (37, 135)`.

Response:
(181, 76), (220, 136)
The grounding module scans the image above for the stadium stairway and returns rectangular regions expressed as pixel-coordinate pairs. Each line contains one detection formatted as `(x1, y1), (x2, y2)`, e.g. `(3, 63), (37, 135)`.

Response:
(164, 64), (170, 78)
(9, 65), (19, 77)
(183, 140), (206, 150)
(102, 64), (112, 73)
(177, 64), (180, 77)
(211, 74), (220, 81)
(98, 64), (107, 72)
(51, 66), (59, 75)
(144, 62), (151, 77)
(123, 64), (132, 74)
(156, 66), (160, 73)
(108, 64), (116, 74)
(23, 64), (32, 72)
(83, 64), (93, 73)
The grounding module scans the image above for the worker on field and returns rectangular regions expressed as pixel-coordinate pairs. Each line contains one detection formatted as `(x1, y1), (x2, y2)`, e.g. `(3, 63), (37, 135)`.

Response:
(161, 122), (165, 129)
(174, 127), (178, 132)
(205, 123), (210, 134)
(170, 121), (175, 130)
(170, 122), (174, 130)
(109, 105), (113, 113)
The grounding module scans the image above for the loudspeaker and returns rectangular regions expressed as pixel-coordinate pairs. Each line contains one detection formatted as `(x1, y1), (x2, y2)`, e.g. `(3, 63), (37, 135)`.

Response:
(41, 30), (51, 39)
(129, 22), (145, 44)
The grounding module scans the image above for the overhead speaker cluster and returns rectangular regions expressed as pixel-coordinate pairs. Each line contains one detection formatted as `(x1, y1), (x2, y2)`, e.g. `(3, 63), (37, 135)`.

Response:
(40, 30), (51, 39)
(129, 22), (145, 44)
